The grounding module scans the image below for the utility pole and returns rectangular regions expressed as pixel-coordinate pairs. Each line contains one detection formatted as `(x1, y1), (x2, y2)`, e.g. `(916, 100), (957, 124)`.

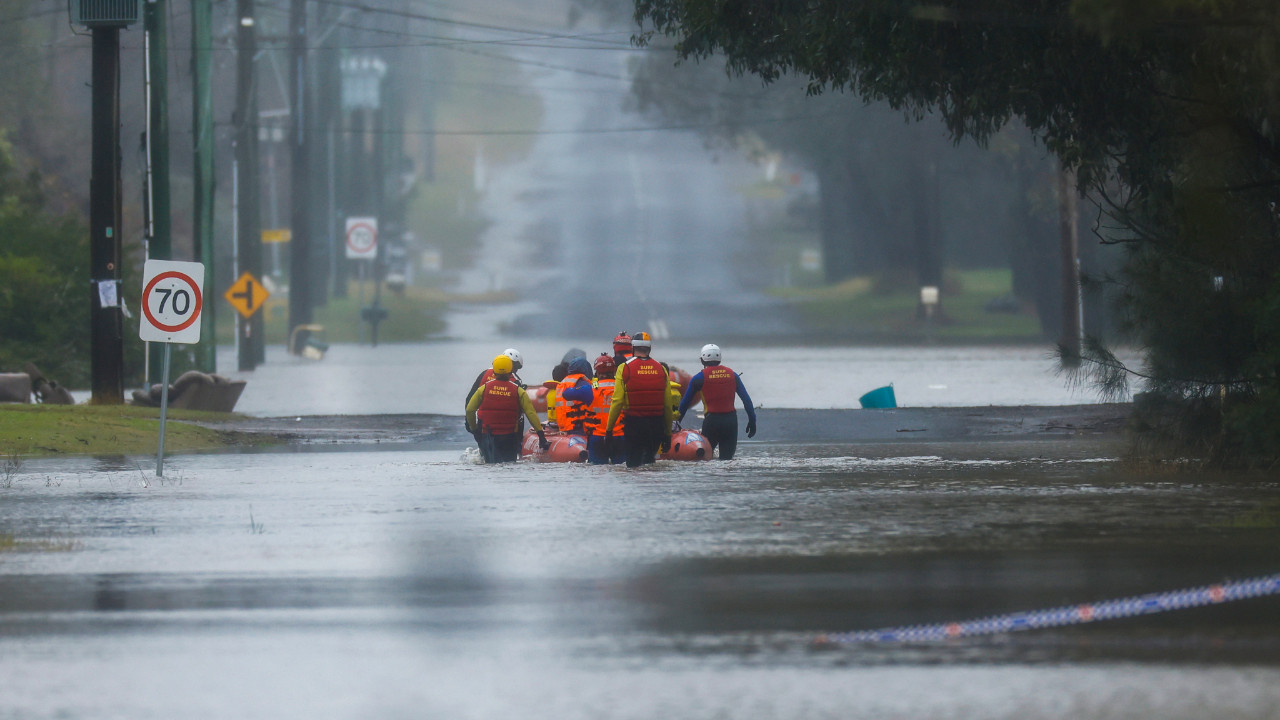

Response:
(312, 0), (342, 309)
(191, 0), (216, 372)
(288, 0), (312, 336)
(235, 0), (262, 371)
(89, 24), (125, 404)
(1058, 164), (1083, 366)
(144, 0), (172, 383)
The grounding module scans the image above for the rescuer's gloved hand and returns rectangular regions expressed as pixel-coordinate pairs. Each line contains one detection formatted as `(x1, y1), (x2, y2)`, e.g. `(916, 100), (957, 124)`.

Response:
(465, 419), (473, 433)
(537, 431), (551, 451)
(745, 419), (757, 438)
(660, 435), (671, 454)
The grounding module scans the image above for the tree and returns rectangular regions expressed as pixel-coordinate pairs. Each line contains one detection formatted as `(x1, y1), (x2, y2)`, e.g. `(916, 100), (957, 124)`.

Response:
(0, 132), (91, 386)
(633, 0), (1280, 461)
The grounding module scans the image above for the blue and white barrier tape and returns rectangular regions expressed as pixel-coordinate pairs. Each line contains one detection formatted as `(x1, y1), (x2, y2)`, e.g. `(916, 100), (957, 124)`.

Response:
(817, 572), (1280, 644)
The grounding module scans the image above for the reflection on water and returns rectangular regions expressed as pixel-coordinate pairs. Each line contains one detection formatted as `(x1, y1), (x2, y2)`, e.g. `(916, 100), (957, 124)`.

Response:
(1, 447), (1277, 718)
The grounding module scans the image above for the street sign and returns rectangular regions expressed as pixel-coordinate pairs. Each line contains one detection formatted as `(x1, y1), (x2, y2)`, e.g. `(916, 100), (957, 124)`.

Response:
(224, 271), (269, 318)
(262, 228), (291, 244)
(345, 216), (378, 260)
(139, 260), (204, 344)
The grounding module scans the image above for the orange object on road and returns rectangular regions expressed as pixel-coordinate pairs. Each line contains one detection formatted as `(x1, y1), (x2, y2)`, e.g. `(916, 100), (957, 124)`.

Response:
(660, 428), (711, 461)
(521, 430), (589, 462)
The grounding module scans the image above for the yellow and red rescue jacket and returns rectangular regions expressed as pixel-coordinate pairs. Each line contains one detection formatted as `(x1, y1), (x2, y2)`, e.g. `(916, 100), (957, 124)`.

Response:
(619, 356), (668, 417)
(590, 379), (624, 437)
(701, 365), (739, 414)
(476, 378), (521, 434)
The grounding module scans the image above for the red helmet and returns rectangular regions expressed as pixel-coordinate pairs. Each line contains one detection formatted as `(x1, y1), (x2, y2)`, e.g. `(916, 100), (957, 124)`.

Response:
(612, 331), (632, 348)
(594, 353), (616, 377)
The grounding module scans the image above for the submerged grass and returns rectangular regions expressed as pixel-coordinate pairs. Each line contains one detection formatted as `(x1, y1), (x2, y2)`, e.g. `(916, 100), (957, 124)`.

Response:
(771, 268), (1044, 342)
(0, 405), (275, 457)
(0, 533), (79, 553)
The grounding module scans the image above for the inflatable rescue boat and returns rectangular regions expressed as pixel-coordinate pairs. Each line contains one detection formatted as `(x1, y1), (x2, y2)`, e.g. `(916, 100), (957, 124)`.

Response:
(519, 428), (711, 462)
(659, 428), (711, 461)
(521, 430), (589, 462)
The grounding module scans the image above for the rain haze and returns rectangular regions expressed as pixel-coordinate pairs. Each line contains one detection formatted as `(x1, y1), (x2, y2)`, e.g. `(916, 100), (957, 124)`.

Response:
(1, 1), (1278, 719)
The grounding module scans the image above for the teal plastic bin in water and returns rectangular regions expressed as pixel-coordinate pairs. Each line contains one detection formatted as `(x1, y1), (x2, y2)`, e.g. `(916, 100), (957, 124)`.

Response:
(859, 385), (896, 409)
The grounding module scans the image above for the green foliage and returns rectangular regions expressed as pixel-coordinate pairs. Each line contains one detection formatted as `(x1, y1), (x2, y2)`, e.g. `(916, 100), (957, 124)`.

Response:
(633, 0), (1280, 463)
(0, 132), (89, 386)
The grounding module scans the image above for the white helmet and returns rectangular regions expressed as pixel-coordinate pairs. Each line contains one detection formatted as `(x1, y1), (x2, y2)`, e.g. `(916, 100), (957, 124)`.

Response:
(700, 343), (722, 363)
(502, 348), (523, 370)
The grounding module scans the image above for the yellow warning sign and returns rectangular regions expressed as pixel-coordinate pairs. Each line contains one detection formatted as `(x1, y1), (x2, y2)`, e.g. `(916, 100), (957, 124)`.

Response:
(261, 228), (291, 244)
(224, 272), (269, 318)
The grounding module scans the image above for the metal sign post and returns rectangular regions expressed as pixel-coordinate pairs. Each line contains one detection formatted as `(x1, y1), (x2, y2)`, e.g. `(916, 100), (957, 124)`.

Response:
(139, 259), (205, 476)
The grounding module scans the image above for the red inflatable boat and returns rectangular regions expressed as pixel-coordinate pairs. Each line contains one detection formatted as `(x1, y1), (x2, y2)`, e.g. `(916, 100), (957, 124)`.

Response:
(521, 430), (589, 463)
(520, 428), (711, 462)
(660, 428), (711, 461)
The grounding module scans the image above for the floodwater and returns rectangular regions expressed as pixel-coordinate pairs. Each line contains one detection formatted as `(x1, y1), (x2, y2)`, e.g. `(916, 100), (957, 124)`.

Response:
(2, 418), (1279, 717)
(211, 341), (1121, 416)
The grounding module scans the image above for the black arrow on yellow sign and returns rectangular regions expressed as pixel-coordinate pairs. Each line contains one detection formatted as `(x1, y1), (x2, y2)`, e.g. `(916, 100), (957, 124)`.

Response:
(224, 272), (270, 318)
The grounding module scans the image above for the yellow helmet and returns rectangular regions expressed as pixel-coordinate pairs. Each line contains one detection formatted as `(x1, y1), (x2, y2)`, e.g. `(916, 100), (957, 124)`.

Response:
(492, 355), (513, 374)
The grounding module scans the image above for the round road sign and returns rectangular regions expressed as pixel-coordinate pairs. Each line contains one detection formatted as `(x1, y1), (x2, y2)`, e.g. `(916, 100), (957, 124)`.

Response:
(345, 218), (377, 259)
(140, 261), (205, 344)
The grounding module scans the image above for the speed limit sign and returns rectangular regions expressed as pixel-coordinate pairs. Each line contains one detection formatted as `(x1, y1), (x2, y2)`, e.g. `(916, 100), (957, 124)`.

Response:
(345, 216), (378, 260)
(139, 259), (205, 344)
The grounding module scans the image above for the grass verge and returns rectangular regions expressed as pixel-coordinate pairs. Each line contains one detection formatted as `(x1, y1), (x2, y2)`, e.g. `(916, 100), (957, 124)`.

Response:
(771, 268), (1045, 343)
(0, 405), (275, 457)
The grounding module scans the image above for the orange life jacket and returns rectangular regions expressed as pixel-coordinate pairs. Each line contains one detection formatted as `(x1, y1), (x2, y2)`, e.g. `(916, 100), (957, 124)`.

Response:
(620, 357), (667, 417)
(554, 374), (595, 433)
(590, 379), (624, 437)
(476, 378), (521, 434)
(701, 365), (738, 414)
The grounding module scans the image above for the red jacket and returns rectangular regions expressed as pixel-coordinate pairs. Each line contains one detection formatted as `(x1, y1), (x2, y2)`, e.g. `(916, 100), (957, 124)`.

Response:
(620, 357), (667, 417)
(701, 365), (739, 413)
(476, 378), (521, 434)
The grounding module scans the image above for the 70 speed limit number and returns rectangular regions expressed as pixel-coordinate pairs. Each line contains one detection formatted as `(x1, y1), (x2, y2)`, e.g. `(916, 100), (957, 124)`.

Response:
(139, 259), (205, 344)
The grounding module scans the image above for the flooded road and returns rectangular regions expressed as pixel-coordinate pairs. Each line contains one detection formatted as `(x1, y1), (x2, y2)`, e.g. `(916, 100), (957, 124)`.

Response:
(2, 442), (1278, 719)
(210, 341), (1122, 416)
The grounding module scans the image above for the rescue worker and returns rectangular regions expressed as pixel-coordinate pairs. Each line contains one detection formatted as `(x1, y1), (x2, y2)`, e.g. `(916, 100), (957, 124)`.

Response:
(465, 348), (526, 456)
(676, 344), (757, 460)
(545, 349), (586, 425)
(604, 332), (673, 467)
(587, 354), (625, 464)
(611, 332), (632, 368)
(466, 348), (525, 404)
(466, 355), (548, 463)
(553, 357), (596, 435)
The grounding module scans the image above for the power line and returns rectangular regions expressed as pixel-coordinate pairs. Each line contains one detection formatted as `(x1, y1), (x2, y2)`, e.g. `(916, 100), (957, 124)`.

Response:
(326, 20), (641, 52)
(219, 109), (856, 138)
(308, 0), (580, 38)
(326, 6), (637, 46)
